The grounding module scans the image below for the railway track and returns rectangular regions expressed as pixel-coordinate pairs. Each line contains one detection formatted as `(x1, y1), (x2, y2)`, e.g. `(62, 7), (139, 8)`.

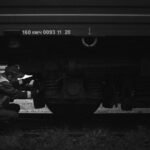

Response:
(1, 113), (150, 134)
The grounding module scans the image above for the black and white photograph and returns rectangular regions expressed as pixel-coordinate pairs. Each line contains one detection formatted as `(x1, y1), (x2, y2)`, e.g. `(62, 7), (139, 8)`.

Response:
(0, 0), (150, 149)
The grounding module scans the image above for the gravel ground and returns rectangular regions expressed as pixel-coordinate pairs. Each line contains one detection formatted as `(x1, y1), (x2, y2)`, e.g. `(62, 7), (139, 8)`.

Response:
(0, 119), (150, 150)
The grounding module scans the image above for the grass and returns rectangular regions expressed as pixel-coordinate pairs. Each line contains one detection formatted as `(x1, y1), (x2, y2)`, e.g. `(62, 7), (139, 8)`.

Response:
(0, 126), (150, 150)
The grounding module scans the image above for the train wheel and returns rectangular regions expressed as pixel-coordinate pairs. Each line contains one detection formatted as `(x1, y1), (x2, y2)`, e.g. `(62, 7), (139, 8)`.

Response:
(120, 77), (134, 111)
(102, 81), (115, 108)
(46, 102), (101, 116)
(121, 98), (133, 111)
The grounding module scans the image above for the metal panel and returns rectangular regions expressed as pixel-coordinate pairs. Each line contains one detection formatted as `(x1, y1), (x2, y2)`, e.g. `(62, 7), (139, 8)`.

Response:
(0, 14), (150, 24)
(0, 0), (150, 7)
(1, 24), (150, 36)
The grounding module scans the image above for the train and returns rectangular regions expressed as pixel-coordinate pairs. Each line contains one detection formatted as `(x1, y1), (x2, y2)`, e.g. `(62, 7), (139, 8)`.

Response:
(1, 0), (150, 115)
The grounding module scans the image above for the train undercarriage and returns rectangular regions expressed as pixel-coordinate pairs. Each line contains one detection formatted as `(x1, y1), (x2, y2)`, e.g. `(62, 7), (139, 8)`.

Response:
(1, 0), (150, 115)
(1, 35), (150, 114)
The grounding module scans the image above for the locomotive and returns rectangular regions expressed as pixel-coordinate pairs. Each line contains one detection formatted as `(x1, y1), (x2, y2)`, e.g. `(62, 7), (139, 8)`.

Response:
(0, 0), (150, 114)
